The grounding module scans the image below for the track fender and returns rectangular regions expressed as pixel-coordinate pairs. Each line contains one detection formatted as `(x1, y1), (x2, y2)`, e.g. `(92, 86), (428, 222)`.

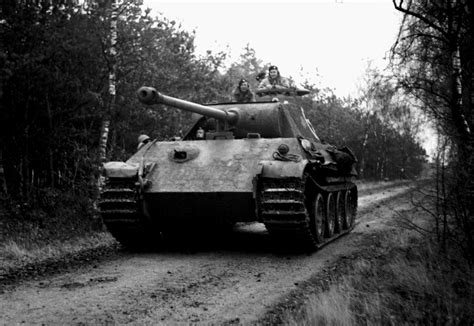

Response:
(103, 161), (139, 178)
(257, 159), (309, 178)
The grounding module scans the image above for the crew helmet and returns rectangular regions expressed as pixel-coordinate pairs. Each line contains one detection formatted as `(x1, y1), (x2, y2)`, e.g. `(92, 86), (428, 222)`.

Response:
(138, 134), (151, 143)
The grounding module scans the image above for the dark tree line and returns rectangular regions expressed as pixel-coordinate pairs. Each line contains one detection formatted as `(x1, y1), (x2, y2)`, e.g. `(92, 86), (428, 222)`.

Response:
(391, 0), (474, 260)
(0, 1), (426, 224)
(0, 0), (228, 200)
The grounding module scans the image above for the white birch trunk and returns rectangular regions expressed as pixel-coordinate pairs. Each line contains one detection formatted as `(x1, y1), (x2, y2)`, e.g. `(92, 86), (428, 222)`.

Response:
(99, 0), (118, 163)
(452, 46), (471, 135)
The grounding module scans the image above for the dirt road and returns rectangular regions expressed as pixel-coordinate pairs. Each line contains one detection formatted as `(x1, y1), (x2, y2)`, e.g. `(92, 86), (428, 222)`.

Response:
(0, 181), (414, 325)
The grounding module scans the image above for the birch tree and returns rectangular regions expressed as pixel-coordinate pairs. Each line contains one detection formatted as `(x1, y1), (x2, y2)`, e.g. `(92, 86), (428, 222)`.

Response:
(98, 0), (118, 163)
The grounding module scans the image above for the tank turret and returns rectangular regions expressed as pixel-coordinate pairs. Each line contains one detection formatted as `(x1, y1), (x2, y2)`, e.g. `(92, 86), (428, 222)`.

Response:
(137, 86), (293, 138)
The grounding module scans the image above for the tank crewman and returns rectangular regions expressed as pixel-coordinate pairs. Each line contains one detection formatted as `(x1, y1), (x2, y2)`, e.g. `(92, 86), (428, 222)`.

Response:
(232, 78), (256, 103)
(256, 71), (266, 83)
(137, 134), (151, 150)
(257, 65), (294, 91)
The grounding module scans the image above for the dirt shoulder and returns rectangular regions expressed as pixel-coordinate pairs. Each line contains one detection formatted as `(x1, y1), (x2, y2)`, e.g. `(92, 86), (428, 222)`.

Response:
(0, 181), (417, 325)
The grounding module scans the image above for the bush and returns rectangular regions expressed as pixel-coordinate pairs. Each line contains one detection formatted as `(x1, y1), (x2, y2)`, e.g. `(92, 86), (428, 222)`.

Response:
(0, 185), (103, 246)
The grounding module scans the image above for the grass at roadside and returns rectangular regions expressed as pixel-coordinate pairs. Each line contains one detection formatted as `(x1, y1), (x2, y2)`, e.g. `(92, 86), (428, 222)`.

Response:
(283, 229), (474, 326)
(356, 179), (411, 192)
(0, 231), (117, 275)
(356, 179), (416, 200)
(0, 188), (119, 277)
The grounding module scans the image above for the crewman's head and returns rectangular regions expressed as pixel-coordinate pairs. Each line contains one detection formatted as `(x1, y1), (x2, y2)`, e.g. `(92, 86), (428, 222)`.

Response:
(238, 78), (250, 91)
(268, 65), (279, 79)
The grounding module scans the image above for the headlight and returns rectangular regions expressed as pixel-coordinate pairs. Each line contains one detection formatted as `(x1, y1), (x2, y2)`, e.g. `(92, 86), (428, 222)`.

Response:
(277, 144), (289, 155)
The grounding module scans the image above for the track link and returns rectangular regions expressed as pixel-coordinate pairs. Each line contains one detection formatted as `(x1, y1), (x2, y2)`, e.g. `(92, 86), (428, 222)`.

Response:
(259, 177), (317, 251)
(258, 177), (356, 252)
(99, 177), (157, 248)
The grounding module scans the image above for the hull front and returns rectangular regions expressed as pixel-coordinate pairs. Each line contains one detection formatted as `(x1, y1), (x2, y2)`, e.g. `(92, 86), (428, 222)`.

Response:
(144, 192), (256, 226)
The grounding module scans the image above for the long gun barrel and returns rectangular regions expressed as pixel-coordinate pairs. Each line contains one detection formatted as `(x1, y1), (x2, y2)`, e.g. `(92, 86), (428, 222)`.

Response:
(137, 87), (238, 124)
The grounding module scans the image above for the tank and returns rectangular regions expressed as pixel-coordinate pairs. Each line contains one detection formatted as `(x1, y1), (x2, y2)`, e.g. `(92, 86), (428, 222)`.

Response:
(98, 86), (358, 251)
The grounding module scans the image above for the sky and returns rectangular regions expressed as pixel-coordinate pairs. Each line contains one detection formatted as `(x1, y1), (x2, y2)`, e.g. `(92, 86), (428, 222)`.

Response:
(142, 0), (403, 98)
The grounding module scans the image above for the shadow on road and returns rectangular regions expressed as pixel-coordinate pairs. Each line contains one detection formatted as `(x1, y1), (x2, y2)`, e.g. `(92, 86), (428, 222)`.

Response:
(121, 222), (320, 256)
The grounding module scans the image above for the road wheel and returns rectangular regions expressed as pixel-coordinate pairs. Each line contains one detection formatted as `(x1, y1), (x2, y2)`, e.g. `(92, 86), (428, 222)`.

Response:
(325, 192), (336, 237)
(335, 191), (345, 233)
(310, 193), (326, 244)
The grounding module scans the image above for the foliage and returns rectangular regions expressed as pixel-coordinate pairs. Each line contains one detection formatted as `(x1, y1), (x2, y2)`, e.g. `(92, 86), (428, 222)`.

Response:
(391, 0), (474, 261)
(1, 2), (107, 197)
(302, 81), (426, 180)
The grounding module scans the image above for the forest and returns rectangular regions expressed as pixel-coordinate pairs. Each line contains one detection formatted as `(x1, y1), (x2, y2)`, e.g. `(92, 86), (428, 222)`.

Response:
(0, 0), (472, 261)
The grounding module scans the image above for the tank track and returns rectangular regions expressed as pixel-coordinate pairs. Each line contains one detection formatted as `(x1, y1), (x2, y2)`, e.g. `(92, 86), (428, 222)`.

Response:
(258, 176), (356, 252)
(99, 177), (157, 249)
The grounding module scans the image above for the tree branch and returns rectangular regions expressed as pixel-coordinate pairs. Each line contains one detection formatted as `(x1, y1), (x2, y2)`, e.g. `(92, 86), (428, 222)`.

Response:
(392, 0), (449, 39)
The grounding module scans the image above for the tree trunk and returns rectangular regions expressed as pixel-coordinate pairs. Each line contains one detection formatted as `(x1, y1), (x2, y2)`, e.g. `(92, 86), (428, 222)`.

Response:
(2, 141), (21, 198)
(99, 0), (118, 163)
(46, 93), (54, 187)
